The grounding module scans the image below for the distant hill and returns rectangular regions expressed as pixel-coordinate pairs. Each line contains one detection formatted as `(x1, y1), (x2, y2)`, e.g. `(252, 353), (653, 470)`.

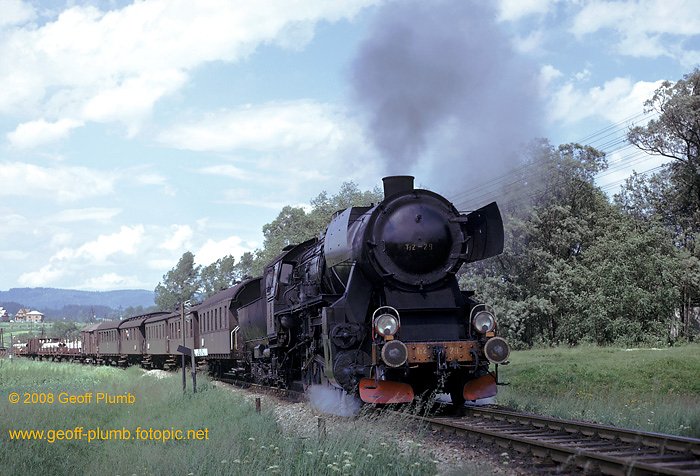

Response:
(0, 288), (155, 319)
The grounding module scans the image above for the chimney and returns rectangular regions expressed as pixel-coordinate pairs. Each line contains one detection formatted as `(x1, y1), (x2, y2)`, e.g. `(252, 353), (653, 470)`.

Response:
(382, 176), (414, 199)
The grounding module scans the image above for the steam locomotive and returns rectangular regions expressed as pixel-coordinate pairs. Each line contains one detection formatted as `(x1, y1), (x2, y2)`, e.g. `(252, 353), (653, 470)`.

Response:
(19, 176), (510, 405)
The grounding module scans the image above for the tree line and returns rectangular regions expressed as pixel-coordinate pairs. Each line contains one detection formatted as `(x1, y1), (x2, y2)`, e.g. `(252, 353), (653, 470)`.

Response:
(155, 68), (700, 347)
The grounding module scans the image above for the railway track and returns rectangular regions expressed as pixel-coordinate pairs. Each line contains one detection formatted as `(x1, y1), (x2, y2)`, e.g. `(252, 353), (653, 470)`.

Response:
(207, 377), (700, 475)
(405, 405), (700, 475)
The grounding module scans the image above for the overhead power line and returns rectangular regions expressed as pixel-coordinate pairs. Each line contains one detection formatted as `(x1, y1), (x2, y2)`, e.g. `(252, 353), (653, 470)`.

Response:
(449, 110), (664, 211)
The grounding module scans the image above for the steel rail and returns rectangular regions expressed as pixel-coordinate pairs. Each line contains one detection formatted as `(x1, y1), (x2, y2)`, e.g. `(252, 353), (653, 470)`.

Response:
(403, 406), (700, 475)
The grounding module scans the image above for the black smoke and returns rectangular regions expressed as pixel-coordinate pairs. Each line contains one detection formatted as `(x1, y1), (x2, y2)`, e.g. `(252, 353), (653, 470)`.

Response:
(350, 0), (543, 200)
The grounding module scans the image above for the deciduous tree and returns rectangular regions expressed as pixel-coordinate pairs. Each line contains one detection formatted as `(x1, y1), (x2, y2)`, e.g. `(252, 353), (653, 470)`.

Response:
(154, 251), (201, 311)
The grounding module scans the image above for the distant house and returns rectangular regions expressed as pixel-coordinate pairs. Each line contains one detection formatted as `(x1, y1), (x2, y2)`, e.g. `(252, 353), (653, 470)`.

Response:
(0, 307), (8, 322)
(14, 309), (44, 323)
(14, 309), (31, 321)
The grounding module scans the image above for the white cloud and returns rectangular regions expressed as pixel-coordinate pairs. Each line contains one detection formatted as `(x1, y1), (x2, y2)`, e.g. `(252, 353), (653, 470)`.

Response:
(67, 225), (145, 263)
(159, 100), (348, 153)
(0, 0), (379, 137)
(0, 161), (116, 201)
(195, 236), (256, 266)
(159, 224), (193, 251)
(198, 164), (266, 183)
(161, 100), (381, 202)
(133, 173), (168, 186)
(219, 189), (289, 210)
(0, 250), (30, 260)
(0, 0), (36, 28)
(540, 64), (563, 88)
(7, 118), (84, 149)
(163, 100), (379, 185)
(45, 207), (122, 223)
(513, 30), (546, 54)
(547, 77), (664, 125)
(77, 273), (147, 291)
(18, 264), (66, 287)
(497, 0), (559, 22)
(570, 0), (700, 60)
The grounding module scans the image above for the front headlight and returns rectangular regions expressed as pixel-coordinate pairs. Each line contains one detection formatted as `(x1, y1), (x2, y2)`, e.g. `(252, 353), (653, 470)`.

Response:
(375, 314), (399, 337)
(473, 311), (496, 334)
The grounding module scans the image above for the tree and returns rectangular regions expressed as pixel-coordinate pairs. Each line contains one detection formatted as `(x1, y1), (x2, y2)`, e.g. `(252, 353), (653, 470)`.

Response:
(122, 306), (145, 320)
(461, 141), (609, 346)
(625, 68), (700, 337)
(154, 251), (201, 311)
(249, 182), (383, 276)
(199, 254), (237, 298)
(254, 206), (316, 272)
(51, 321), (79, 339)
(233, 252), (255, 279)
(461, 140), (683, 347)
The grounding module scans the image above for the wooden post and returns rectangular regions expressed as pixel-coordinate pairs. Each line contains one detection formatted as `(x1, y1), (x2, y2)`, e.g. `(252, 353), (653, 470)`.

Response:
(191, 352), (197, 394)
(255, 397), (261, 413)
(318, 417), (326, 438)
(181, 302), (186, 394)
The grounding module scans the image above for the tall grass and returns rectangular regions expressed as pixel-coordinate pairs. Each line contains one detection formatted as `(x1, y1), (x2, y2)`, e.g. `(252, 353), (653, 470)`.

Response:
(494, 344), (700, 438)
(1, 360), (445, 476)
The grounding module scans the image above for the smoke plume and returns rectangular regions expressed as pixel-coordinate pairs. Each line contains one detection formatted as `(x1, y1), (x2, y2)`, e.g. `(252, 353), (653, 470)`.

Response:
(350, 0), (543, 199)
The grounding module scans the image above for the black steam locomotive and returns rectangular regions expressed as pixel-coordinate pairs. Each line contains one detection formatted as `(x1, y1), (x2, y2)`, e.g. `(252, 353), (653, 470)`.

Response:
(234, 175), (510, 404)
(21, 176), (510, 405)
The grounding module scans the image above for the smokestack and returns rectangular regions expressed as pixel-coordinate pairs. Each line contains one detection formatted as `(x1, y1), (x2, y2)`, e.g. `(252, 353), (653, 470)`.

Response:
(383, 175), (414, 199)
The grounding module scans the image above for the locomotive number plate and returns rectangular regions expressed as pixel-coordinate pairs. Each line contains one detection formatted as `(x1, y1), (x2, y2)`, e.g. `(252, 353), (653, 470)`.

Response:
(406, 341), (478, 363)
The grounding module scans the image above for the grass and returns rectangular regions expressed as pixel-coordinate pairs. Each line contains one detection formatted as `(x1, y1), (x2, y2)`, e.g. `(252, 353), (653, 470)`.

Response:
(0, 360), (448, 476)
(494, 343), (700, 438)
(6, 344), (696, 474)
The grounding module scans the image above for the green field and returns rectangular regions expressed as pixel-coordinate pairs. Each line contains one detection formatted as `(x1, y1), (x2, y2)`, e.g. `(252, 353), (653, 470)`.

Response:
(0, 321), (52, 343)
(495, 344), (700, 438)
(0, 360), (448, 476)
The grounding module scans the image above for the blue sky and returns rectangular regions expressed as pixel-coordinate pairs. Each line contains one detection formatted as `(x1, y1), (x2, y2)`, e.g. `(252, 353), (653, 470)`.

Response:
(0, 0), (698, 292)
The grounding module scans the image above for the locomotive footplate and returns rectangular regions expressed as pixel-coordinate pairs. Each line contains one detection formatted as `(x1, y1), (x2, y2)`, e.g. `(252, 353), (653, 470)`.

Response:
(405, 341), (479, 363)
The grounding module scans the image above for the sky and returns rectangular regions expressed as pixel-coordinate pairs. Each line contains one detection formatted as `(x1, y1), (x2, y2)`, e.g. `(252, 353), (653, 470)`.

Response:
(0, 0), (698, 293)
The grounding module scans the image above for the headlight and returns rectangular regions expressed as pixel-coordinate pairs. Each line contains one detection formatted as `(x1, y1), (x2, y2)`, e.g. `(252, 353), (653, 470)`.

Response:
(375, 314), (399, 337)
(473, 311), (496, 334)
